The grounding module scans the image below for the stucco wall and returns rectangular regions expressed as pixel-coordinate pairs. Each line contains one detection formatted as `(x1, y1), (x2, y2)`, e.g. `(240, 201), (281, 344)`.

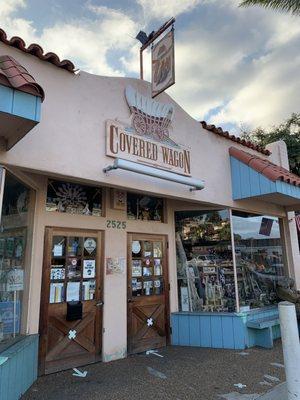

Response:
(0, 43), (299, 363)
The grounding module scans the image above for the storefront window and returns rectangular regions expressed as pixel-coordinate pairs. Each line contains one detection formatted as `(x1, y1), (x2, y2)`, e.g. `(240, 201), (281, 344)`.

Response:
(46, 179), (102, 216)
(0, 172), (34, 346)
(295, 211), (300, 252)
(127, 193), (164, 222)
(175, 210), (236, 312)
(232, 211), (285, 310)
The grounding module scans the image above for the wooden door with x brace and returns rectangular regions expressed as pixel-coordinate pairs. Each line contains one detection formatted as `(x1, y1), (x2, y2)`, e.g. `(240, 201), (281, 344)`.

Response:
(39, 228), (104, 375)
(127, 233), (170, 354)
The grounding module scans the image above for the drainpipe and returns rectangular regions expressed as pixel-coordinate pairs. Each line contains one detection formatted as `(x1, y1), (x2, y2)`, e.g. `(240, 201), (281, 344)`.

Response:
(278, 301), (300, 399)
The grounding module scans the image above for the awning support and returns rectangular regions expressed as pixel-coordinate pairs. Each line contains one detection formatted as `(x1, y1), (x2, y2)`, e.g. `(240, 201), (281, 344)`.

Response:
(103, 158), (205, 191)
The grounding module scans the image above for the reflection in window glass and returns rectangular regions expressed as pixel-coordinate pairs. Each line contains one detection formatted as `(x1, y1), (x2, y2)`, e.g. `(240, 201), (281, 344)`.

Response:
(232, 211), (285, 310)
(0, 172), (33, 345)
(175, 210), (235, 313)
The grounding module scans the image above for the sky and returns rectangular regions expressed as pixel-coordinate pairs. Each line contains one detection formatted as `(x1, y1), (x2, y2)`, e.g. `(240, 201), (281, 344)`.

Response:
(1, 0), (299, 133)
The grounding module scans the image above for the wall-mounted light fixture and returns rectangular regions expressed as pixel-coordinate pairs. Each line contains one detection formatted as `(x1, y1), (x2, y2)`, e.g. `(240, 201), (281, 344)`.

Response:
(103, 158), (205, 191)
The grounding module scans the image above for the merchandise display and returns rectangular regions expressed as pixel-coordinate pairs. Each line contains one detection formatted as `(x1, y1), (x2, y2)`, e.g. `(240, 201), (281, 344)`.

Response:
(127, 193), (163, 221)
(46, 179), (102, 216)
(176, 210), (236, 312)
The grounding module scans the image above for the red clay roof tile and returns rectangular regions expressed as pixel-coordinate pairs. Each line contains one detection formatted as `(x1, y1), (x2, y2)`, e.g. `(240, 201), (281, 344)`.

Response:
(200, 121), (271, 155)
(0, 55), (45, 100)
(0, 28), (75, 72)
(229, 146), (300, 187)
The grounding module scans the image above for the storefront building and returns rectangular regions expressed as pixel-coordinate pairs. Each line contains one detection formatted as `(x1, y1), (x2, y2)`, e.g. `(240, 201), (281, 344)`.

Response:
(0, 29), (299, 399)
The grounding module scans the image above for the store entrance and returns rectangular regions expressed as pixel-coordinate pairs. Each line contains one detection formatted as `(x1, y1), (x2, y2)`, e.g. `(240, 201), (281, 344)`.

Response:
(39, 228), (103, 375)
(127, 233), (169, 354)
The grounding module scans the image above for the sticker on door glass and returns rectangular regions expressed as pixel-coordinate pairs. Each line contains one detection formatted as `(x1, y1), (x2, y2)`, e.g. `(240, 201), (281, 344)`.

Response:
(83, 259), (96, 278)
(84, 238), (97, 254)
(132, 241), (141, 254)
(132, 260), (142, 277)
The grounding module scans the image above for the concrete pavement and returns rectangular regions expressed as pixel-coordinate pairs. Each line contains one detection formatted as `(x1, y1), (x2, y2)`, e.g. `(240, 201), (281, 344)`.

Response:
(22, 341), (286, 400)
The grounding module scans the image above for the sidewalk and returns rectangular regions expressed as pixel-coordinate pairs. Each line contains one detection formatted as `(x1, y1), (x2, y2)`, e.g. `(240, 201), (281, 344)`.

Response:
(22, 341), (286, 400)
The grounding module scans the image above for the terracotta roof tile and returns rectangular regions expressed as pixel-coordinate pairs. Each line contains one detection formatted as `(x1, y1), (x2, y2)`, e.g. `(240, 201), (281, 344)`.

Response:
(0, 55), (45, 100)
(0, 28), (75, 73)
(200, 121), (271, 156)
(229, 146), (300, 187)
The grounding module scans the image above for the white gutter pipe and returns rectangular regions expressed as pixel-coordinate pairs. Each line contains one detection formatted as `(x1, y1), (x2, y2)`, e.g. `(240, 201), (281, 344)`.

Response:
(103, 158), (205, 191)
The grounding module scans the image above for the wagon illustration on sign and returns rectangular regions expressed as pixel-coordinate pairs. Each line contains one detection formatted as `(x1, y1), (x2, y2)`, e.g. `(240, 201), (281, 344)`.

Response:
(125, 85), (175, 142)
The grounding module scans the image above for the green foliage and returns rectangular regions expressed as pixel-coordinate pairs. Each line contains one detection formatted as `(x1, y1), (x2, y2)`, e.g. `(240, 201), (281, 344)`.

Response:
(241, 113), (300, 176)
(239, 0), (300, 15)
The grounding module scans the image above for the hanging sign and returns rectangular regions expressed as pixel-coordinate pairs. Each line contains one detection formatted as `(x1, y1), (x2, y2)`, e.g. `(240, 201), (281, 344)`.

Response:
(151, 29), (175, 98)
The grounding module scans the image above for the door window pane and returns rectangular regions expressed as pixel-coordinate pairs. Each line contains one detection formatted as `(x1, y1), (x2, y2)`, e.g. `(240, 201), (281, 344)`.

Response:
(49, 234), (98, 303)
(130, 239), (164, 297)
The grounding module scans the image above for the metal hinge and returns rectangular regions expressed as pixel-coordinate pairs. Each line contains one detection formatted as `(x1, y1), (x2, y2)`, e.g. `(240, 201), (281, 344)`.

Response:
(167, 241), (169, 249)
(169, 326), (172, 334)
(168, 283), (171, 291)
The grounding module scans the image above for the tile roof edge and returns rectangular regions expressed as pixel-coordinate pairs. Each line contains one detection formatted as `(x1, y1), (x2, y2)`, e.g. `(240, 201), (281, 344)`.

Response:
(200, 120), (271, 156)
(229, 146), (300, 187)
(0, 28), (75, 73)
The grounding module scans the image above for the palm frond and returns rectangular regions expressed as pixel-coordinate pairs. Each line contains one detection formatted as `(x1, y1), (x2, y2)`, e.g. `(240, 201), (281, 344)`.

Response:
(239, 0), (300, 15)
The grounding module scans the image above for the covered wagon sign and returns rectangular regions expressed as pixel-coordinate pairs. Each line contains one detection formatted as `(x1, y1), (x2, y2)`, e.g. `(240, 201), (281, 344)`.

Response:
(105, 86), (191, 176)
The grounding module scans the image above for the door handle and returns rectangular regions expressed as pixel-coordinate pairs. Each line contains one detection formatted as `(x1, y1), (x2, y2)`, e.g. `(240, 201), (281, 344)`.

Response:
(127, 299), (133, 303)
(95, 301), (104, 307)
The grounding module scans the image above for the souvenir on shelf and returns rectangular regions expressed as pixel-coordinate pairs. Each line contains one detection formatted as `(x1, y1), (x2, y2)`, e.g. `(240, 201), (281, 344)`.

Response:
(46, 180), (102, 216)
(82, 280), (95, 300)
(132, 241), (141, 256)
(132, 278), (142, 296)
(127, 193), (164, 222)
(143, 280), (153, 296)
(67, 258), (81, 279)
(153, 242), (162, 258)
(132, 260), (142, 277)
(50, 267), (65, 280)
(154, 259), (162, 276)
(154, 279), (162, 294)
(143, 266), (152, 277)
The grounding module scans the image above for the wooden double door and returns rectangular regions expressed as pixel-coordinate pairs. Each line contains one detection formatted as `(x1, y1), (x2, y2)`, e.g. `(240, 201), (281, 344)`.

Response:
(127, 234), (170, 354)
(39, 228), (103, 375)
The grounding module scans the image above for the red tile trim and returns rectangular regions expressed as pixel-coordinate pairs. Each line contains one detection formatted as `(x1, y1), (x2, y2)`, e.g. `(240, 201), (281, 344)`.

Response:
(200, 121), (271, 156)
(0, 28), (75, 72)
(229, 146), (300, 187)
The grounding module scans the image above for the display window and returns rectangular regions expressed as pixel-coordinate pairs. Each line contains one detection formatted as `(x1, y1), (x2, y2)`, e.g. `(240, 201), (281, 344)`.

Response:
(46, 179), (102, 216)
(232, 211), (285, 310)
(0, 171), (34, 348)
(175, 210), (235, 312)
(127, 193), (164, 222)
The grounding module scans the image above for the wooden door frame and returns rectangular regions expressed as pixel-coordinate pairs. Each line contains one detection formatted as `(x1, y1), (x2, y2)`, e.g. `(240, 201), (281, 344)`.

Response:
(127, 232), (170, 354)
(38, 226), (104, 375)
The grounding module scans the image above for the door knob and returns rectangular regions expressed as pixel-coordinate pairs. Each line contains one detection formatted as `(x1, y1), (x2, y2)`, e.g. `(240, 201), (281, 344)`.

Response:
(95, 301), (104, 307)
(127, 299), (133, 303)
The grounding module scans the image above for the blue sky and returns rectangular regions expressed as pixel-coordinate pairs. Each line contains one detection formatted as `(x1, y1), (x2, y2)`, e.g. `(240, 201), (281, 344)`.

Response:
(1, 0), (300, 133)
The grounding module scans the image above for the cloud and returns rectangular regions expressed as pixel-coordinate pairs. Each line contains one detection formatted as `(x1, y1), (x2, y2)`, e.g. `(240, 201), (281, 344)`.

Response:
(0, 0), (299, 132)
(137, 0), (202, 22)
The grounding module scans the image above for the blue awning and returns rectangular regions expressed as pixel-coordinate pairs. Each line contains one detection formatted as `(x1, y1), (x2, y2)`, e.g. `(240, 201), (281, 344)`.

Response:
(229, 147), (300, 211)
